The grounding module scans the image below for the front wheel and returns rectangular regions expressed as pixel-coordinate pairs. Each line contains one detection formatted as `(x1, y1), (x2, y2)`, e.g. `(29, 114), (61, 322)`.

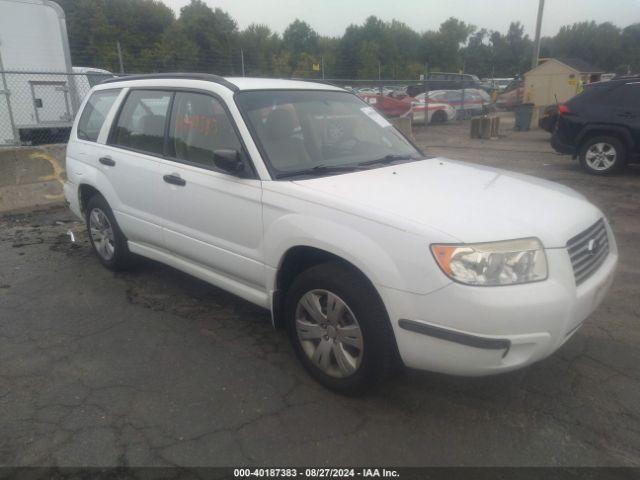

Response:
(579, 136), (627, 175)
(285, 262), (397, 395)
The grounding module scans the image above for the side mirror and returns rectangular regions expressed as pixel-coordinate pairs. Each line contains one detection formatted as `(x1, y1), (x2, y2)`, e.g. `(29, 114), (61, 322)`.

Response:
(213, 149), (244, 176)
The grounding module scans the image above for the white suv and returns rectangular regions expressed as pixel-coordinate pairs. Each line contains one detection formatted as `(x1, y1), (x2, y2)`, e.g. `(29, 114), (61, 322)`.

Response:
(64, 74), (618, 394)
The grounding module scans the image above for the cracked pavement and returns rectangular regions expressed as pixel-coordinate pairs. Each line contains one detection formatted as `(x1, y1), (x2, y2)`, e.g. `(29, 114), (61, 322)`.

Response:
(1, 126), (639, 467)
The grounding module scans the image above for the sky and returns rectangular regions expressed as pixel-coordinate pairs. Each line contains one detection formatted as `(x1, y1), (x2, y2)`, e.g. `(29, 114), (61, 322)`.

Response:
(161, 0), (640, 37)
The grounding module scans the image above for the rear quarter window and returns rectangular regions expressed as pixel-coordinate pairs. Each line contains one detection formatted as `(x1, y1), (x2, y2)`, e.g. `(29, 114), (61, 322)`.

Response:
(567, 83), (617, 106)
(110, 90), (172, 156)
(606, 84), (640, 109)
(76, 89), (120, 142)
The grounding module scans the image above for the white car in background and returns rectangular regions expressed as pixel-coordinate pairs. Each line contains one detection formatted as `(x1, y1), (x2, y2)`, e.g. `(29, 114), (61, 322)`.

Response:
(71, 67), (113, 100)
(411, 99), (456, 124)
(416, 90), (488, 116)
(64, 74), (618, 394)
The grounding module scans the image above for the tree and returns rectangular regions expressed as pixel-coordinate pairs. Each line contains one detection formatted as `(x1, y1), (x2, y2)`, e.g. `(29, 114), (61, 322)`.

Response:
(283, 20), (319, 57)
(240, 24), (281, 76)
(484, 22), (532, 77)
(52, 2), (639, 80)
(541, 21), (623, 72)
(282, 20), (320, 73)
(420, 17), (475, 72)
(463, 29), (493, 77)
(153, 24), (200, 71)
(620, 23), (640, 73)
(177, 0), (239, 74)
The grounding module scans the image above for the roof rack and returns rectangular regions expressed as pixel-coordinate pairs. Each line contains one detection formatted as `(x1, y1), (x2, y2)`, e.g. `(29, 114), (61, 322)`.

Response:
(101, 73), (239, 92)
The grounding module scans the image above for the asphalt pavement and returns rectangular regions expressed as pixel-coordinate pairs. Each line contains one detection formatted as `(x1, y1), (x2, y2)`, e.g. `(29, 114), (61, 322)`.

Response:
(1, 124), (639, 467)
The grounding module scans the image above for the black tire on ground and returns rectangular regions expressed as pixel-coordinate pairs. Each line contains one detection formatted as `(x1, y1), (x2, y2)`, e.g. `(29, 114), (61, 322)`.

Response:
(284, 261), (398, 395)
(431, 110), (447, 124)
(578, 135), (627, 175)
(85, 193), (135, 271)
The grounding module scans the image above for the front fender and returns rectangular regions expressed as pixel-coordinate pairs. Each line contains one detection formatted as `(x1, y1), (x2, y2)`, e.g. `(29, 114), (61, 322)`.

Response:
(263, 211), (452, 296)
(576, 124), (634, 150)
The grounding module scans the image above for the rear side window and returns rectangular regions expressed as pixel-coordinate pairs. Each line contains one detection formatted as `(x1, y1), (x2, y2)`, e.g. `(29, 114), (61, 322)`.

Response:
(167, 92), (243, 169)
(568, 83), (616, 106)
(76, 90), (120, 142)
(111, 90), (172, 156)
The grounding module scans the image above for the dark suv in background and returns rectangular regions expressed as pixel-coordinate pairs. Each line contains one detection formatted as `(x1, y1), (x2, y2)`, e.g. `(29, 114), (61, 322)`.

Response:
(406, 72), (481, 97)
(551, 76), (640, 175)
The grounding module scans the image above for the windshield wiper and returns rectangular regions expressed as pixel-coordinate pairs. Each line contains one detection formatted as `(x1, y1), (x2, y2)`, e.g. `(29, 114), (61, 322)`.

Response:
(275, 164), (362, 179)
(357, 154), (419, 167)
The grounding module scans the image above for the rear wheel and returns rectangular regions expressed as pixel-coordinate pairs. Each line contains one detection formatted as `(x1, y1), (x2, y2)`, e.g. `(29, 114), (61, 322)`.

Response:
(285, 261), (396, 395)
(579, 135), (627, 175)
(431, 110), (447, 124)
(85, 194), (135, 270)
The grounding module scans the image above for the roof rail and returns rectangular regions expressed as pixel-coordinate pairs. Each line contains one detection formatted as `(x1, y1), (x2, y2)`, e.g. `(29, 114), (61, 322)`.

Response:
(101, 73), (239, 92)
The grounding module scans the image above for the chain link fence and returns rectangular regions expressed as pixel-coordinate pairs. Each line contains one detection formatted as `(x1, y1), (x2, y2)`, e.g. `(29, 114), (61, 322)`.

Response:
(0, 70), (112, 146)
(0, 70), (499, 146)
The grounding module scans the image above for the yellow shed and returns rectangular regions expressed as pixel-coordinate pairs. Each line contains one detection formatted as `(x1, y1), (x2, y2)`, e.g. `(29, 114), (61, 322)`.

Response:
(524, 57), (603, 107)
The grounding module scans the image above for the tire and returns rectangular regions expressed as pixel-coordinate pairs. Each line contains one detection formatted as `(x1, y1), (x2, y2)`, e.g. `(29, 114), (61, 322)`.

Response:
(284, 261), (397, 395)
(430, 110), (447, 124)
(85, 193), (135, 271)
(579, 135), (627, 175)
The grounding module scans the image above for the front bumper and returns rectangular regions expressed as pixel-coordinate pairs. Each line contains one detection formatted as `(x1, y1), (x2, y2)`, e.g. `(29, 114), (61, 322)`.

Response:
(379, 236), (618, 376)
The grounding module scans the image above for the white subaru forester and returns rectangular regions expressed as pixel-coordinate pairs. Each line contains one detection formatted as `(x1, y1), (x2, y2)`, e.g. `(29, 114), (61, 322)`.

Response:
(64, 74), (618, 394)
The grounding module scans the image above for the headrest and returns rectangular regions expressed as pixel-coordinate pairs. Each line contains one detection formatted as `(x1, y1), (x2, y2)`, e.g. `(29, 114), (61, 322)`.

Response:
(140, 115), (165, 136)
(265, 108), (295, 140)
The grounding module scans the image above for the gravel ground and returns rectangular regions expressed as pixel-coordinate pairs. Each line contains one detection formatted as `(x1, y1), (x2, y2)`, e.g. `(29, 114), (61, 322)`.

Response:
(0, 123), (639, 467)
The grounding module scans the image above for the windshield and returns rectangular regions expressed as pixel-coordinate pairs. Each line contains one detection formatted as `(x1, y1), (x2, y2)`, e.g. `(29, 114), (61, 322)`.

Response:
(235, 90), (422, 179)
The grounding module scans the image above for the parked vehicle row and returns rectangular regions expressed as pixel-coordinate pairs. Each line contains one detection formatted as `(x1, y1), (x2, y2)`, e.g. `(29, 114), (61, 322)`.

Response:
(413, 89), (492, 117)
(406, 73), (482, 97)
(358, 92), (456, 124)
(356, 87), (492, 123)
(495, 79), (524, 110)
(480, 77), (515, 92)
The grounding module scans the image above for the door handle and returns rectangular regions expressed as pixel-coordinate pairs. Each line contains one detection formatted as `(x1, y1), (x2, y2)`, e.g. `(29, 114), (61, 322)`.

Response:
(99, 156), (116, 166)
(618, 111), (636, 119)
(163, 174), (186, 186)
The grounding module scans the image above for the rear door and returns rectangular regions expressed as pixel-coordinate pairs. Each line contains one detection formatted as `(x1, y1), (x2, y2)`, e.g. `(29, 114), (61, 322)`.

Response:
(608, 83), (640, 148)
(101, 89), (173, 248)
(160, 90), (264, 290)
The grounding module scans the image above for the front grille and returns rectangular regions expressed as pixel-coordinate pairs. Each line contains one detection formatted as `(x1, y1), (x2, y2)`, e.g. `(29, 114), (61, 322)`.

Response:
(567, 219), (610, 286)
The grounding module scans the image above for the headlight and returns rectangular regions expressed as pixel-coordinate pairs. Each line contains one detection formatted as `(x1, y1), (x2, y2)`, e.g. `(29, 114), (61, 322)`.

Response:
(431, 238), (547, 286)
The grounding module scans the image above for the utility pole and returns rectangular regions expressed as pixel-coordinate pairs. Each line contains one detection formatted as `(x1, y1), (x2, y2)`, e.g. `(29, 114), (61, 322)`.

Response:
(321, 55), (325, 80)
(116, 41), (124, 74)
(531, 0), (545, 69)
(378, 61), (381, 80)
(423, 62), (429, 131)
(240, 48), (245, 77)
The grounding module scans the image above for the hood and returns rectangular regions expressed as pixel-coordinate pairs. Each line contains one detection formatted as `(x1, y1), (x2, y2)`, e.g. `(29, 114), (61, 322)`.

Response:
(292, 158), (602, 248)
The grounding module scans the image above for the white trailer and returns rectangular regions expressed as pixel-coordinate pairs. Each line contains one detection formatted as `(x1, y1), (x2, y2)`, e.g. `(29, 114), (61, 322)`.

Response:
(0, 0), (78, 144)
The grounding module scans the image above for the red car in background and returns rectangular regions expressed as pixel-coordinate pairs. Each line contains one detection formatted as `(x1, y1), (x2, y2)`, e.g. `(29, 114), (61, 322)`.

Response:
(358, 93), (413, 117)
(357, 93), (455, 124)
(496, 79), (524, 109)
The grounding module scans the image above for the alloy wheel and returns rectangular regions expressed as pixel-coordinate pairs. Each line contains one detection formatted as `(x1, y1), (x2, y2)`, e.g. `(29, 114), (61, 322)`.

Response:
(585, 142), (617, 171)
